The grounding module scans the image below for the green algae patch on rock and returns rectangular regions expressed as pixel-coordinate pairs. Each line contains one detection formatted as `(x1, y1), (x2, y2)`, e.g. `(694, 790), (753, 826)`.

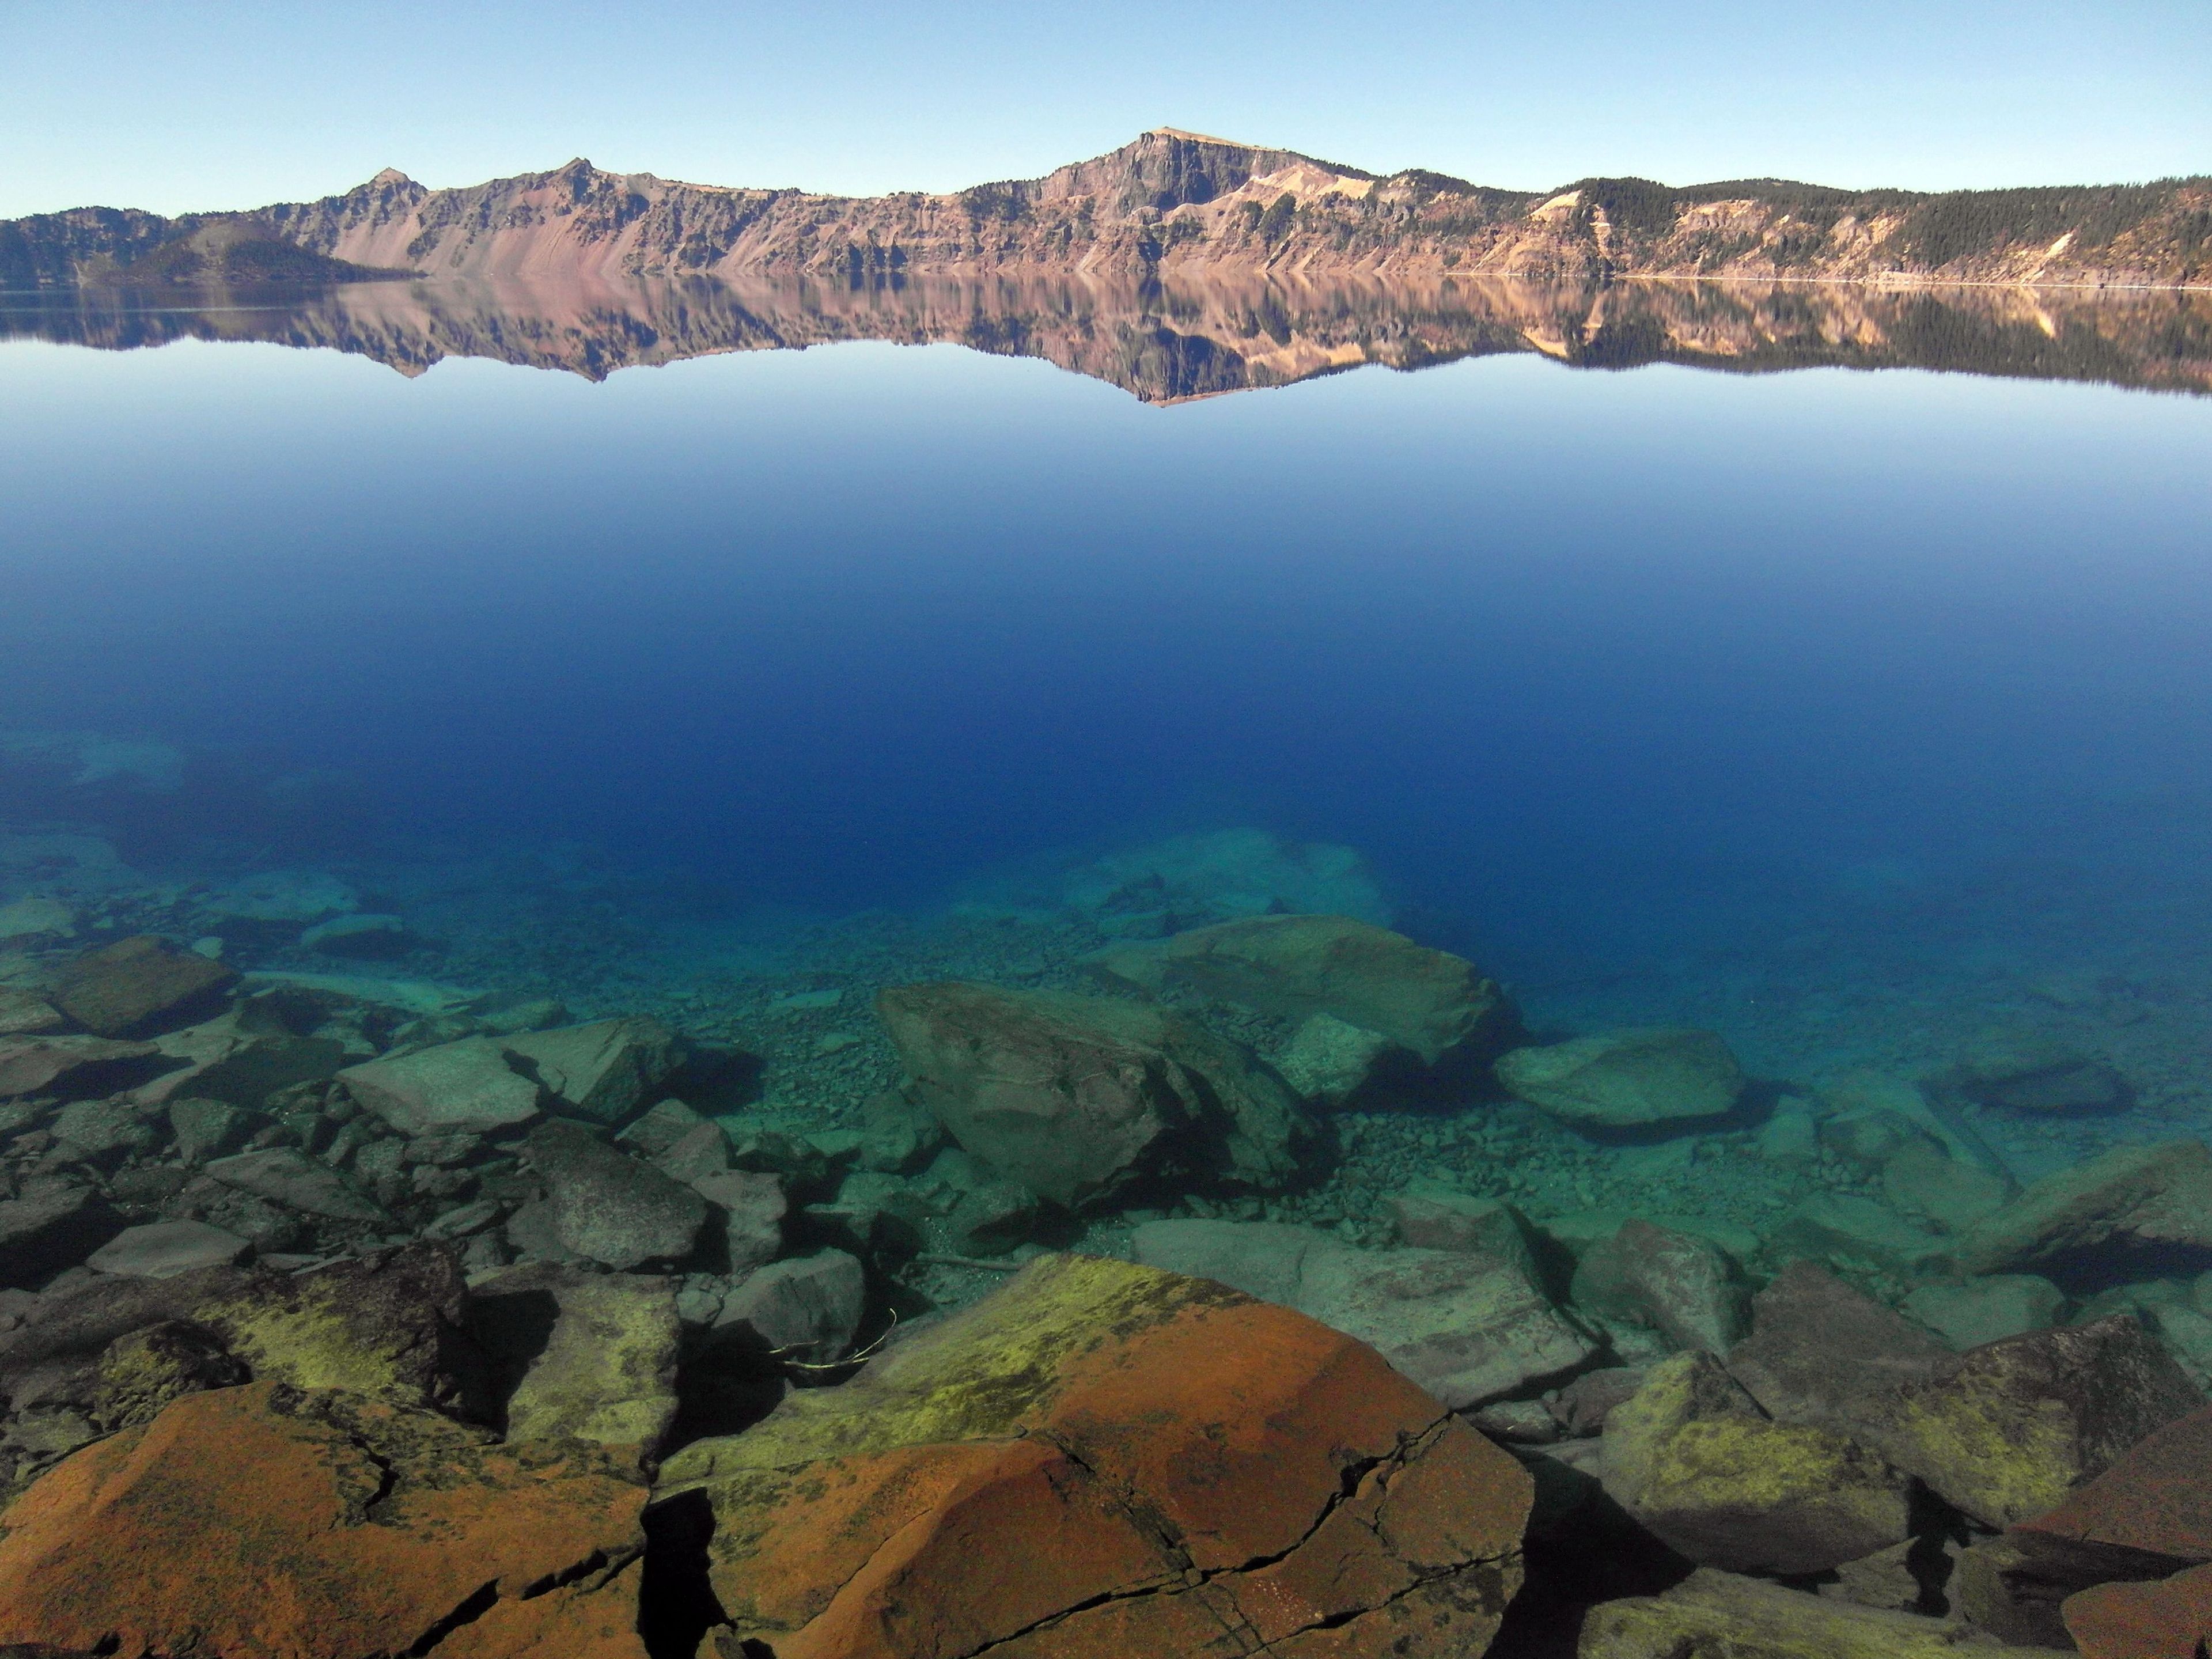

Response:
(192, 1244), (471, 1409)
(468, 1263), (680, 1468)
(657, 1252), (1533, 1659)
(1581, 1568), (2077, 1658)
(1082, 912), (1519, 1066)
(875, 981), (1313, 1208)
(1601, 1351), (1912, 1576)
(1496, 1028), (1744, 1132)
(1869, 1314), (2205, 1528)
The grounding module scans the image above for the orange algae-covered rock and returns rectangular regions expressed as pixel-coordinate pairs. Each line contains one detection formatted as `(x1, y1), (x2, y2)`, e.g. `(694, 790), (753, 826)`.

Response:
(658, 1252), (1533, 1658)
(2066, 1563), (2212, 1659)
(0, 1380), (649, 1659)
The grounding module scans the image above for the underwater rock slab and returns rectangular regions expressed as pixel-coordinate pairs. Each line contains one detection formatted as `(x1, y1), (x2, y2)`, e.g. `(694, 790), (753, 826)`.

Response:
(1082, 912), (1517, 1067)
(1954, 1139), (2212, 1279)
(0, 1034), (165, 1100)
(1725, 1262), (1955, 1431)
(1133, 1217), (1594, 1409)
(0, 1187), (128, 1291)
(53, 934), (237, 1039)
(0, 1380), (649, 1659)
(1059, 827), (1393, 931)
(1572, 1218), (1748, 1354)
(876, 981), (1313, 1208)
(503, 1016), (684, 1125)
(0, 986), (65, 1035)
(710, 1247), (866, 1363)
(1600, 1351), (1913, 1576)
(657, 1252), (1531, 1659)
(205, 1147), (389, 1224)
(526, 1122), (709, 1271)
(468, 1263), (680, 1468)
(1902, 1275), (2065, 1349)
(1580, 1568), (2076, 1658)
(1496, 1028), (1745, 1132)
(2015, 1403), (2212, 1578)
(1866, 1315), (2203, 1529)
(84, 1219), (252, 1279)
(339, 1035), (544, 1136)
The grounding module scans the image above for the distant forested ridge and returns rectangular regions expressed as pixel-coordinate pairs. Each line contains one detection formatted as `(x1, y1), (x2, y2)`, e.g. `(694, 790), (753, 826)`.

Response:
(5, 132), (2207, 291)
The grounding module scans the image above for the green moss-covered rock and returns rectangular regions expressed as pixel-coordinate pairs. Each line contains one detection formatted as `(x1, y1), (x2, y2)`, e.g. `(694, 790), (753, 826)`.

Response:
(468, 1264), (679, 1467)
(1866, 1314), (2203, 1528)
(1580, 1568), (2075, 1658)
(1601, 1351), (1912, 1575)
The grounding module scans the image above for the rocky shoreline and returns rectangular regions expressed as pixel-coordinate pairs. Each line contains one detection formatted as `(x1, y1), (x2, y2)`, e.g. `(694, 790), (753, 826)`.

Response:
(6, 826), (2212, 1656)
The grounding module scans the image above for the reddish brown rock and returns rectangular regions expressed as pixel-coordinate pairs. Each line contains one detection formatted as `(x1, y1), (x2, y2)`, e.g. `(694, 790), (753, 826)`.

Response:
(2018, 1402), (2212, 1571)
(660, 1252), (1533, 1658)
(2066, 1563), (2212, 1659)
(0, 1380), (648, 1659)
(53, 935), (237, 1038)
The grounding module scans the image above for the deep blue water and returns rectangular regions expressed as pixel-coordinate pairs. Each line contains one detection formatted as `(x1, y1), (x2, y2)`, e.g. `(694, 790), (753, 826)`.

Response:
(4, 321), (2211, 976)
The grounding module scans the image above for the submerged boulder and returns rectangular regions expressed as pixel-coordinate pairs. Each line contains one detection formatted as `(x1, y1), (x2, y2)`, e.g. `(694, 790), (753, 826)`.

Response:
(53, 934), (237, 1038)
(338, 1035), (544, 1137)
(502, 1017), (684, 1124)
(1573, 1218), (1748, 1354)
(1496, 1028), (1745, 1132)
(0, 1381), (649, 1659)
(0, 1187), (128, 1291)
(1954, 1139), (2212, 1280)
(525, 1122), (709, 1271)
(1600, 1351), (1914, 1576)
(0, 1034), (165, 1100)
(1582, 1568), (2074, 1658)
(1084, 912), (1518, 1067)
(656, 1253), (1532, 1659)
(876, 982), (1313, 1208)
(1133, 1217), (1594, 1409)
(468, 1264), (681, 1467)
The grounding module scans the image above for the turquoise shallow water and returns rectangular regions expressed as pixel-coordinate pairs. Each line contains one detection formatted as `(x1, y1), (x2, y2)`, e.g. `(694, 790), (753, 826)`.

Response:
(2, 286), (2211, 1149)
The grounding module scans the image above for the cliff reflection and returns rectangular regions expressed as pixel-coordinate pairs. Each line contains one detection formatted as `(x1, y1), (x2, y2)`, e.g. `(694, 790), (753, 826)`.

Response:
(6, 271), (2207, 399)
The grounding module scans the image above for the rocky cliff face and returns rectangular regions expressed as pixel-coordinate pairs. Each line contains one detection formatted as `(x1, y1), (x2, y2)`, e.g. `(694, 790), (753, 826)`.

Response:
(9, 130), (2210, 291)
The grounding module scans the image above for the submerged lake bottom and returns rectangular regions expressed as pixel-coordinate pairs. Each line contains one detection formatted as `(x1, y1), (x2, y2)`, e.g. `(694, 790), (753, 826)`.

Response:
(3, 275), (2212, 1654)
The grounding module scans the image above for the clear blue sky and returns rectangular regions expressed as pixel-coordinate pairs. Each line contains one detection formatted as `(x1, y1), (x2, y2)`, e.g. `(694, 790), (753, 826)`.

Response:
(3, 0), (2206, 218)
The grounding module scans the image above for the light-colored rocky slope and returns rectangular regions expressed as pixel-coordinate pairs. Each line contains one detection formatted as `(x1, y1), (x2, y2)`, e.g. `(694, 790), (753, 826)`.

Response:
(9, 130), (2211, 292)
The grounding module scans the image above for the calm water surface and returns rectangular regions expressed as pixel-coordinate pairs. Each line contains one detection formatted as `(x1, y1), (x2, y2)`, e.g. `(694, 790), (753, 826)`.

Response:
(3, 286), (2210, 1017)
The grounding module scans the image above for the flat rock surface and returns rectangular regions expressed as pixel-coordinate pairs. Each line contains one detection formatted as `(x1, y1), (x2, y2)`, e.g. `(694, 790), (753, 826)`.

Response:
(1133, 1217), (1594, 1408)
(658, 1252), (1532, 1659)
(1496, 1028), (1745, 1131)
(338, 1036), (543, 1137)
(502, 1017), (683, 1124)
(1582, 1568), (2075, 1658)
(527, 1121), (708, 1271)
(1082, 912), (1517, 1065)
(0, 1380), (649, 1659)
(53, 934), (237, 1039)
(85, 1220), (251, 1279)
(1956, 1138), (2212, 1278)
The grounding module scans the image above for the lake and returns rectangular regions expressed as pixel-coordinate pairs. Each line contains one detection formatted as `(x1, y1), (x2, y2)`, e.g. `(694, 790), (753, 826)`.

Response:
(4, 271), (2211, 1199)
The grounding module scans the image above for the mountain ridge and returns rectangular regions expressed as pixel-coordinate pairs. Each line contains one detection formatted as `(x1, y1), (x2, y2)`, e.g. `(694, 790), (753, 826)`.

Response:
(6, 130), (2209, 290)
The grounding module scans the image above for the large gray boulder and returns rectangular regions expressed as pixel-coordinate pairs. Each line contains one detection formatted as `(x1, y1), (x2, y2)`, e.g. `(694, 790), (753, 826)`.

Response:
(1082, 913), (1518, 1067)
(1497, 1028), (1745, 1131)
(1573, 1218), (1748, 1353)
(0, 1188), (128, 1291)
(1132, 1217), (1594, 1408)
(501, 1017), (684, 1124)
(0, 1036), (165, 1101)
(875, 982), (1313, 1209)
(338, 1037), (543, 1137)
(712, 1249), (867, 1363)
(524, 1122), (707, 1270)
(1953, 1138), (2212, 1277)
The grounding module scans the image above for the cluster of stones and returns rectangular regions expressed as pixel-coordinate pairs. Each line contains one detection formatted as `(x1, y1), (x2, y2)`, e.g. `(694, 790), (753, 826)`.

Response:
(4, 906), (2212, 1656)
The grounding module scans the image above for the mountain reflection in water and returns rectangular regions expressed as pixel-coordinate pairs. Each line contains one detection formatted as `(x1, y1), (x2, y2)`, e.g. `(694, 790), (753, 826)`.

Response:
(5, 272), (2210, 400)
